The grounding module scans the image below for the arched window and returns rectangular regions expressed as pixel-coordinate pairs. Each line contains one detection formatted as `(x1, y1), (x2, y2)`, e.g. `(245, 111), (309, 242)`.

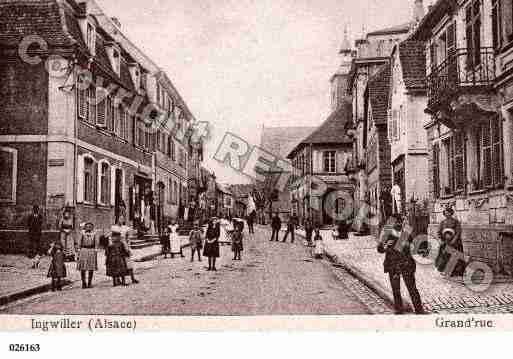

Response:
(98, 160), (111, 205)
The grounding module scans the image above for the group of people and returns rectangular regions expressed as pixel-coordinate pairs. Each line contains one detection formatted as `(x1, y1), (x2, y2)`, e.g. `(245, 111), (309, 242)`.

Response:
(376, 206), (464, 315)
(27, 205), (140, 291)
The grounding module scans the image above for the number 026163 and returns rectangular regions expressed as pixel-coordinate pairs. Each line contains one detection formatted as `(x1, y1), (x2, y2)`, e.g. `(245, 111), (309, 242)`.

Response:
(9, 344), (40, 352)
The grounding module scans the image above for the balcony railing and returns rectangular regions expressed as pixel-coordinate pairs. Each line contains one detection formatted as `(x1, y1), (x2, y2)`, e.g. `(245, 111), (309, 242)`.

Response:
(427, 47), (495, 108)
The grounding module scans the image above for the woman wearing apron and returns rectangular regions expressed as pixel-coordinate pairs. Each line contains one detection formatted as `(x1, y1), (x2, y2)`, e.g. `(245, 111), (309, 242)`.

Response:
(168, 221), (183, 258)
(76, 222), (99, 289)
(60, 210), (75, 262)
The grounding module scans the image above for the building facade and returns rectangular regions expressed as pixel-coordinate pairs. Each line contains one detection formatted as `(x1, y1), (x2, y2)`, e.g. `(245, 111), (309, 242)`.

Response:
(287, 100), (354, 227)
(411, 0), (513, 274)
(388, 41), (430, 210)
(0, 0), (201, 249)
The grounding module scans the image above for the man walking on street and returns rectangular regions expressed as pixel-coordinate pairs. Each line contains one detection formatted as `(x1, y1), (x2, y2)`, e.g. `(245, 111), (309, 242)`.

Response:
(282, 214), (296, 243)
(27, 205), (44, 268)
(270, 212), (281, 242)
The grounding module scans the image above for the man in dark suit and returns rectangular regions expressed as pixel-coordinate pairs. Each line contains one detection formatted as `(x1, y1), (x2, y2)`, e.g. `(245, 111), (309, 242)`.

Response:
(27, 205), (44, 268)
(377, 214), (424, 314)
(270, 213), (281, 242)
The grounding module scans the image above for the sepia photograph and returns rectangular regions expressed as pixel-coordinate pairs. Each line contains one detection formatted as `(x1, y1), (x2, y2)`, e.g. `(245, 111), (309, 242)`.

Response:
(1, 0), (513, 334)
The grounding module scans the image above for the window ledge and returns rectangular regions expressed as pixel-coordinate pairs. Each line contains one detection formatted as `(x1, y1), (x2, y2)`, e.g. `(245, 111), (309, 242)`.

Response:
(439, 194), (455, 200)
(468, 189), (487, 196)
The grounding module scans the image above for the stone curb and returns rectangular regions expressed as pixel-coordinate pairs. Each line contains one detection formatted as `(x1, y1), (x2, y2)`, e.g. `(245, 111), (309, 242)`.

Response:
(0, 248), (163, 306)
(0, 280), (73, 307)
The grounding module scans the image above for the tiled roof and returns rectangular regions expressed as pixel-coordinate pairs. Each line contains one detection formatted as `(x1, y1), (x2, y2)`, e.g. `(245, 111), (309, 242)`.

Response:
(368, 65), (391, 125)
(398, 41), (426, 90)
(287, 101), (353, 158)
(260, 126), (317, 160)
(0, 0), (77, 47)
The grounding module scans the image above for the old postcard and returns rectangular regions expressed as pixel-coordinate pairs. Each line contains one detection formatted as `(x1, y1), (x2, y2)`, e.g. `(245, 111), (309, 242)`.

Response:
(1, 0), (513, 334)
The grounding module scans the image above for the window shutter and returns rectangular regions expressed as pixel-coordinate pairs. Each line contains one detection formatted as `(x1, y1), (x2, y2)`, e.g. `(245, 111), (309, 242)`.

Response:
(447, 21), (457, 84)
(110, 166), (116, 206)
(482, 123), (493, 187)
(453, 133), (466, 192)
(97, 161), (102, 204)
(491, 117), (504, 186)
(492, 0), (500, 50)
(433, 143), (440, 198)
(121, 169), (126, 202)
(77, 87), (87, 119)
(429, 42), (437, 70)
(97, 97), (106, 127)
(77, 155), (84, 203)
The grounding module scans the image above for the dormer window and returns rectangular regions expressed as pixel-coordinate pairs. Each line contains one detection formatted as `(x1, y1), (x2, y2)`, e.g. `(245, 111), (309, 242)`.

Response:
(86, 23), (96, 55)
(112, 49), (120, 75)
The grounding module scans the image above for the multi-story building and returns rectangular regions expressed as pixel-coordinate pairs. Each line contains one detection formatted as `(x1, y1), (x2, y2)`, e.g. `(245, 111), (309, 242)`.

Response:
(347, 3), (420, 231)
(257, 126), (316, 223)
(387, 41), (429, 212)
(362, 65), (393, 234)
(287, 100), (354, 227)
(411, 0), (513, 274)
(0, 0), (201, 249)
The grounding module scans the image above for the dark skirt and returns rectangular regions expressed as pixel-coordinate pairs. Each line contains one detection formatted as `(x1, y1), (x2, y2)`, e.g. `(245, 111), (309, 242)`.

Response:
(47, 252), (67, 278)
(106, 243), (128, 277)
(232, 241), (243, 252)
(203, 239), (220, 258)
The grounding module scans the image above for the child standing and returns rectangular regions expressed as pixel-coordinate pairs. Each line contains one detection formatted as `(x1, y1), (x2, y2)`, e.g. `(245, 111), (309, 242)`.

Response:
(105, 226), (129, 287)
(231, 224), (244, 261)
(47, 242), (66, 291)
(313, 228), (324, 259)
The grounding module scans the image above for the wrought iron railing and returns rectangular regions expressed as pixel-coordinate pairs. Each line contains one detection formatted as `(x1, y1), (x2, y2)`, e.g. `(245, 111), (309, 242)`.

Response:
(427, 47), (495, 107)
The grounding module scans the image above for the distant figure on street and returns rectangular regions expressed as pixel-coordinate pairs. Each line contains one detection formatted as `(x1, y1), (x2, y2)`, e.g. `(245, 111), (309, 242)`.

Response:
(189, 223), (203, 262)
(47, 241), (66, 291)
(282, 215), (296, 243)
(167, 221), (184, 258)
(247, 210), (256, 235)
(232, 225), (244, 261)
(27, 205), (44, 269)
(313, 228), (324, 259)
(304, 218), (314, 247)
(106, 226), (129, 287)
(59, 208), (75, 262)
(204, 220), (220, 271)
(77, 222), (99, 289)
(336, 219), (349, 240)
(436, 207), (465, 277)
(120, 223), (139, 284)
(377, 214), (424, 314)
(270, 213), (281, 242)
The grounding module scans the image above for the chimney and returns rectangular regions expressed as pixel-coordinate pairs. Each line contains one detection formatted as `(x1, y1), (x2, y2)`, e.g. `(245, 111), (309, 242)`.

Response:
(413, 0), (425, 23)
(111, 17), (121, 29)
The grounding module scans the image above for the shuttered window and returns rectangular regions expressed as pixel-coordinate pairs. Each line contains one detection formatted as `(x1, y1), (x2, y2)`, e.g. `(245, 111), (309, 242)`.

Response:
(432, 143), (440, 199)
(465, 0), (481, 68)
(492, 117), (504, 187)
(97, 96), (106, 127)
(453, 132), (466, 192)
(87, 86), (96, 124)
(77, 76), (87, 119)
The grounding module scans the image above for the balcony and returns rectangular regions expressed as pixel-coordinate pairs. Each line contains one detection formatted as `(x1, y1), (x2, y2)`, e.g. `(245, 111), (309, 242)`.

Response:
(426, 48), (499, 128)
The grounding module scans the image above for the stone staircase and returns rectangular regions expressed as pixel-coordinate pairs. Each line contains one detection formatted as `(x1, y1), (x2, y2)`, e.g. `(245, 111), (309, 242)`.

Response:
(130, 233), (161, 250)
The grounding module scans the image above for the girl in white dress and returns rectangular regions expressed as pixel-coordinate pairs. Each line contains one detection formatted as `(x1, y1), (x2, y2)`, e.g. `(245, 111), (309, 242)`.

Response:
(168, 221), (183, 258)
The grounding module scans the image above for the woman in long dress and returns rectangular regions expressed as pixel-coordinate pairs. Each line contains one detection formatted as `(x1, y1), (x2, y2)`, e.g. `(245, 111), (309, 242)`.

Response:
(203, 221), (220, 271)
(60, 210), (75, 262)
(76, 222), (99, 289)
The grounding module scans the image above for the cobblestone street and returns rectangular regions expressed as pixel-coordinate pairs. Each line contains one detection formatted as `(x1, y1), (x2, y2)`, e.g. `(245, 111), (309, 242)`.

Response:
(0, 227), (389, 315)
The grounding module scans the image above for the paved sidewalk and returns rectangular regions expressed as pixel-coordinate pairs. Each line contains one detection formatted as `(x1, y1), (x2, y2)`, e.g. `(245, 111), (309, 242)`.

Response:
(280, 226), (513, 313)
(0, 244), (163, 304)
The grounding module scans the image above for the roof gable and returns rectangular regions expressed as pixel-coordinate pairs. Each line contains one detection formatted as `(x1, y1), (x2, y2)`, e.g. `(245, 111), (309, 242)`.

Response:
(287, 101), (353, 158)
(260, 126), (317, 160)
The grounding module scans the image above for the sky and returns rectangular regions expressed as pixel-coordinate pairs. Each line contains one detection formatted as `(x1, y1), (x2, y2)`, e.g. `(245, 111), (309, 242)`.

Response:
(97, 0), (423, 184)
